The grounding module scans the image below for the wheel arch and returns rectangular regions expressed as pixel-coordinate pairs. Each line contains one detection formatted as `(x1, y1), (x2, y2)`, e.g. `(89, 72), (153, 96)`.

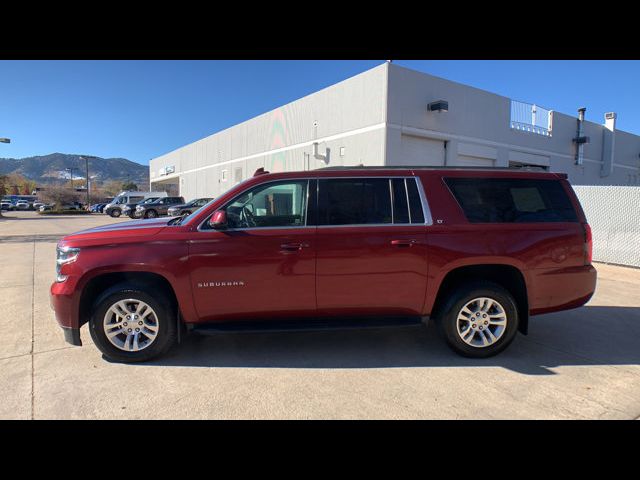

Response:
(430, 264), (529, 335)
(79, 271), (181, 332)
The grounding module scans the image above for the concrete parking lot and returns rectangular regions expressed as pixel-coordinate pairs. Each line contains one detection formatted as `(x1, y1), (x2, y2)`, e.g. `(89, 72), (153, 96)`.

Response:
(1, 210), (639, 419)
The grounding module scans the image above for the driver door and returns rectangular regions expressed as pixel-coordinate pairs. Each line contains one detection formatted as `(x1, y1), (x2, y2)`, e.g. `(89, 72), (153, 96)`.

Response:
(188, 179), (317, 323)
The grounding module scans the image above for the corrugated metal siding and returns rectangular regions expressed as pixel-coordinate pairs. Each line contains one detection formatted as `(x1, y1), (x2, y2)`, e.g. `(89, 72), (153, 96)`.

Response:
(573, 186), (640, 267)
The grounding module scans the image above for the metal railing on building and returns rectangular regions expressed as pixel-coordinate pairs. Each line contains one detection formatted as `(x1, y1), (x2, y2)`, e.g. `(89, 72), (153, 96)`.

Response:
(510, 100), (553, 137)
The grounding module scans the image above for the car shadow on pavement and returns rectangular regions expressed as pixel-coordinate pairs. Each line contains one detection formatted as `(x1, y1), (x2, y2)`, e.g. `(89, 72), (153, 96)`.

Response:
(138, 306), (640, 376)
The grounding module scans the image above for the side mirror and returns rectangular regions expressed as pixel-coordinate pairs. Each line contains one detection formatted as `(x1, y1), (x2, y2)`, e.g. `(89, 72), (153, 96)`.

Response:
(208, 210), (227, 229)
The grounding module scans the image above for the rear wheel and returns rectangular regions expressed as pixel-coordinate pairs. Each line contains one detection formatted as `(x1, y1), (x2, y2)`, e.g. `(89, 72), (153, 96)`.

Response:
(437, 282), (519, 358)
(145, 209), (158, 219)
(89, 286), (177, 362)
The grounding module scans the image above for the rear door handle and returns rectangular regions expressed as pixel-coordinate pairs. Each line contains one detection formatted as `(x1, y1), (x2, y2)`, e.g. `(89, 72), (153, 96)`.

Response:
(391, 239), (418, 247)
(280, 242), (309, 251)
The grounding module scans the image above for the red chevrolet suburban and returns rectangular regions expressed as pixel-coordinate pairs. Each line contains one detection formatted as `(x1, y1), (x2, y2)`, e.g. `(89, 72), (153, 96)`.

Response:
(51, 167), (596, 362)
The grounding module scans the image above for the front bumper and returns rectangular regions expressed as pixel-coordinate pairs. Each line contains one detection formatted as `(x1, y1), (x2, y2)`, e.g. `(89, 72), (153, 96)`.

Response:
(50, 280), (83, 346)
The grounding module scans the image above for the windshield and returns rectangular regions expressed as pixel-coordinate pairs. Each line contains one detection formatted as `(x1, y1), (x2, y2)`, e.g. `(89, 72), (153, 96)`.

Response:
(139, 197), (158, 205)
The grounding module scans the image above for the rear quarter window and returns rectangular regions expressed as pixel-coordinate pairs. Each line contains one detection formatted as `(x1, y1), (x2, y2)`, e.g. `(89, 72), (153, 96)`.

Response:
(444, 177), (578, 223)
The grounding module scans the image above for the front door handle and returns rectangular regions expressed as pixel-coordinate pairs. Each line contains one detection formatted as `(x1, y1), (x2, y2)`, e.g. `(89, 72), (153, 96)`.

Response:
(391, 239), (418, 247)
(280, 242), (309, 252)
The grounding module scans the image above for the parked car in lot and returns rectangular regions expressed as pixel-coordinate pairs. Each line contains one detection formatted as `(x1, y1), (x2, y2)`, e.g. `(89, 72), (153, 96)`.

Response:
(1, 200), (14, 210)
(33, 201), (47, 211)
(167, 197), (213, 217)
(135, 196), (185, 218)
(40, 202), (82, 212)
(122, 197), (162, 219)
(15, 200), (30, 210)
(104, 191), (168, 218)
(90, 202), (111, 213)
(51, 166), (597, 363)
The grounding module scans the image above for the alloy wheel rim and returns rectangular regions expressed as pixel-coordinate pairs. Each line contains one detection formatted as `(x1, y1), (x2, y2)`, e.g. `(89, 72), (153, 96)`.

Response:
(103, 299), (159, 352)
(455, 297), (507, 348)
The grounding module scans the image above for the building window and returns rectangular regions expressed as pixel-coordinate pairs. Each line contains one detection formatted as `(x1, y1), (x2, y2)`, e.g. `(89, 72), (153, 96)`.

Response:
(340, 147), (345, 157)
(221, 169), (228, 182)
(234, 167), (243, 184)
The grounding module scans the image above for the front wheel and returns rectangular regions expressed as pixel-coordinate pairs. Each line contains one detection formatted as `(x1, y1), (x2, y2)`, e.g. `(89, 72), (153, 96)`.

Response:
(437, 282), (519, 358)
(88, 286), (177, 362)
(110, 208), (121, 218)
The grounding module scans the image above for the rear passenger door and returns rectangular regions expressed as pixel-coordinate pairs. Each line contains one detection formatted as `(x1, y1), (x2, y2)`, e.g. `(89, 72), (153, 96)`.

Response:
(315, 177), (430, 316)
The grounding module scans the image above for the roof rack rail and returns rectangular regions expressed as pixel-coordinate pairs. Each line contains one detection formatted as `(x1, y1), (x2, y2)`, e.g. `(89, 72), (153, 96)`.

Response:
(317, 165), (550, 172)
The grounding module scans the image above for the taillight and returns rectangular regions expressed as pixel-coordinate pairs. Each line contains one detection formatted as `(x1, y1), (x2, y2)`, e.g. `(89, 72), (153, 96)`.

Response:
(583, 223), (593, 265)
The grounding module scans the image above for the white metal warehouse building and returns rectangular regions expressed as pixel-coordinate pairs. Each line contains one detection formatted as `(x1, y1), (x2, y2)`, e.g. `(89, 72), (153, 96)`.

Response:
(150, 62), (640, 200)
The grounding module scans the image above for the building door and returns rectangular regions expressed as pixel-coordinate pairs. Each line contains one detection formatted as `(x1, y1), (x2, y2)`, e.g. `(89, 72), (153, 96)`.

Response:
(400, 134), (446, 166)
(188, 179), (317, 322)
(314, 177), (429, 316)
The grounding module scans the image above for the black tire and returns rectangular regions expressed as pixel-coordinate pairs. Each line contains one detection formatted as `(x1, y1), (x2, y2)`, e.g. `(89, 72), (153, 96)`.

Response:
(182, 210), (191, 216)
(88, 285), (177, 363)
(145, 209), (158, 219)
(436, 281), (519, 358)
(110, 208), (121, 218)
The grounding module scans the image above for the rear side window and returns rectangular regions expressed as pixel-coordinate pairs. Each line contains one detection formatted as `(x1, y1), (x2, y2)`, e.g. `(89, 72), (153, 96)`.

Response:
(317, 178), (426, 226)
(318, 178), (392, 225)
(445, 178), (578, 223)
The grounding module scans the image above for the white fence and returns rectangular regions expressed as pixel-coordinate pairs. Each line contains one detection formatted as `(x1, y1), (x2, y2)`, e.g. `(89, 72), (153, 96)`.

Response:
(573, 186), (640, 268)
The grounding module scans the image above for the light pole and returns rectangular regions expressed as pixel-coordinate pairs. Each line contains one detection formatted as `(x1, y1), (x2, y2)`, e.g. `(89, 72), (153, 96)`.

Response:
(0, 138), (9, 217)
(66, 167), (76, 189)
(79, 155), (98, 207)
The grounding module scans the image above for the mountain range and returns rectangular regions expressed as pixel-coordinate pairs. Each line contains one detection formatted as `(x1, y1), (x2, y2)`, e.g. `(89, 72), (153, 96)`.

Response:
(0, 153), (149, 186)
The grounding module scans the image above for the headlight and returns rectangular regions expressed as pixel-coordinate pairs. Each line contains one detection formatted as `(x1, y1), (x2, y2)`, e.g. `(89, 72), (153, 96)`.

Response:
(56, 246), (80, 282)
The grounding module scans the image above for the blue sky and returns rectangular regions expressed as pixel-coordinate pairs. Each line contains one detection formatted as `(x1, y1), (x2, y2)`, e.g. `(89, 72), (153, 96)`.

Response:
(1, 60), (639, 165)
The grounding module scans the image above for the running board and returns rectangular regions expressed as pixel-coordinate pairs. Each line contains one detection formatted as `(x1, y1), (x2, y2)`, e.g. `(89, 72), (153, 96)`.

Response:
(190, 316), (427, 336)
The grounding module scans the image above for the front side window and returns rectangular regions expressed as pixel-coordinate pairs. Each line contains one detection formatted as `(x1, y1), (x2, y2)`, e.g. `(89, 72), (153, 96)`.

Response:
(221, 180), (308, 229)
